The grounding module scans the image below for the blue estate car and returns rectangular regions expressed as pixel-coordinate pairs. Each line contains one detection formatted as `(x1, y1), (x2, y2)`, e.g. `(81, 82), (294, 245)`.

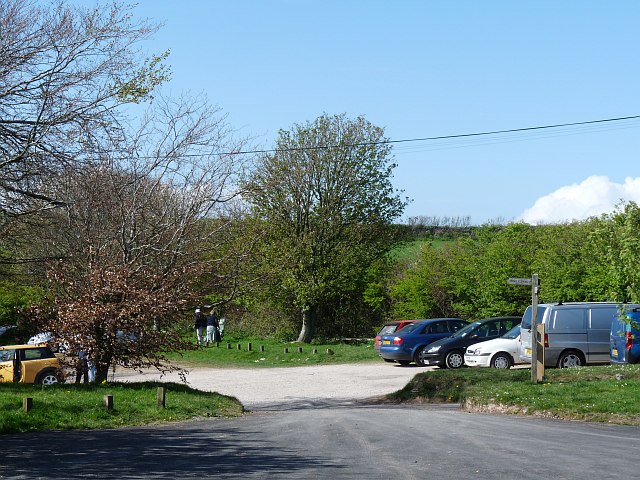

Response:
(379, 318), (467, 366)
(611, 308), (640, 365)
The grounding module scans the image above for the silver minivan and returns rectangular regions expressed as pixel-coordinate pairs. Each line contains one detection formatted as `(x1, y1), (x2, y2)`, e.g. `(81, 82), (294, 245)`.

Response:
(519, 302), (640, 368)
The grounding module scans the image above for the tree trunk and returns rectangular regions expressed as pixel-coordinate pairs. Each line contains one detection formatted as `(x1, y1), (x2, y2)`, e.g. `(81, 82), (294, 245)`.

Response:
(95, 357), (112, 384)
(297, 306), (316, 343)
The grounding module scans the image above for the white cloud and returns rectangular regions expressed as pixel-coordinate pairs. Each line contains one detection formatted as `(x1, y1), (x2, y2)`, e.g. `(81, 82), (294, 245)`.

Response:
(519, 175), (640, 225)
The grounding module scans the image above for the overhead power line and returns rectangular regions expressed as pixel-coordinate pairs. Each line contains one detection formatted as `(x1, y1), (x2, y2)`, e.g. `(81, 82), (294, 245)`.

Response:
(226, 114), (640, 156)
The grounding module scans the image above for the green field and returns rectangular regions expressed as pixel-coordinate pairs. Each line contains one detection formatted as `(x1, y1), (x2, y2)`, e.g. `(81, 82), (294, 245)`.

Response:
(164, 335), (378, 367)
(0, 381), (243, 434)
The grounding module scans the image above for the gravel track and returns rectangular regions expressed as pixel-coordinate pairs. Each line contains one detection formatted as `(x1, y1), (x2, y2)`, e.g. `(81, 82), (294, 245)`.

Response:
(113, 362), (428, 410)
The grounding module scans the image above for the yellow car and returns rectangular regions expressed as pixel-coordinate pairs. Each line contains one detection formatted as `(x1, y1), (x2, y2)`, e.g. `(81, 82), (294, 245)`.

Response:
(0, 344), (64, 385)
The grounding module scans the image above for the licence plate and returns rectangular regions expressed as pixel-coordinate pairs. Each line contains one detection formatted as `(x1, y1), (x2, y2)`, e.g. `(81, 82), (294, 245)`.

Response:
(525, 348), (532, 356)
(382, 340), (391, 345)
(612, 348), (618, 357)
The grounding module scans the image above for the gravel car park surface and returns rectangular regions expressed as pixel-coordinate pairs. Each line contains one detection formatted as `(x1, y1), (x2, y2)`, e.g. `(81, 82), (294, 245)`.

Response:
(114, 362), (425, 410)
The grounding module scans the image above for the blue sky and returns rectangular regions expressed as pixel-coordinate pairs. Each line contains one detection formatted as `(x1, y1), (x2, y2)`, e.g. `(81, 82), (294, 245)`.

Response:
(99, 1), (640, 224)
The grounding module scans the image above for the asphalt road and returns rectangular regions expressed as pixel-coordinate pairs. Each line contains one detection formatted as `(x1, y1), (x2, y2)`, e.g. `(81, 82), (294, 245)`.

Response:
(2, 403), (639, 479)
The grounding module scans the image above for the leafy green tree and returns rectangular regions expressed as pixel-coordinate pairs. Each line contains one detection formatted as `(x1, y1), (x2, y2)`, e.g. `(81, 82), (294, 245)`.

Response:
(245, 114), (407, 342)
(590, 202), (640, 302)
(531, 220), (604, 302)
(390, 242), (459, 319)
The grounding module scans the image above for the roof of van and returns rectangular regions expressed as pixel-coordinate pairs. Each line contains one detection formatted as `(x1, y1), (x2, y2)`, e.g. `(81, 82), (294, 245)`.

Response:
(537, 302), (640, 307)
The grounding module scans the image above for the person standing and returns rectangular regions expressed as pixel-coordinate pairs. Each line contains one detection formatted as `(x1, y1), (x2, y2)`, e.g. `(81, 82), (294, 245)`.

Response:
(75, 351), (89, 383)
(218, 316), (226, 339)
(194, 308), (207, 346)
(206, 309), (219, 346)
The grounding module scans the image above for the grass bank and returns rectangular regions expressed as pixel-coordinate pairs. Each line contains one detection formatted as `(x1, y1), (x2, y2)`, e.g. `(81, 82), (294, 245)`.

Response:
(387, 364), (640, 425)
(165, 335), (378, 367)
(0, 382), (244, 434)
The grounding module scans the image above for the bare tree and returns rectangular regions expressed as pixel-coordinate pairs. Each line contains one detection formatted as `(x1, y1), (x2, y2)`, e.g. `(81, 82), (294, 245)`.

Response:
(0, 0), (167, 230)
(22, 95), (250, 382)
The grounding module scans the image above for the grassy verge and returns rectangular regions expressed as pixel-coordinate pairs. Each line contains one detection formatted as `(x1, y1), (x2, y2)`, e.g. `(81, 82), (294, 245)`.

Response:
(164, 336), (378, 367)
(386, 364), (640, 425)
(0, 382), (244, 434)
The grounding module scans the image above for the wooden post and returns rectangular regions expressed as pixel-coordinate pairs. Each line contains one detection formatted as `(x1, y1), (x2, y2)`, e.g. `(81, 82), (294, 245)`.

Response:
(157, 386), (166, 408)
(297, 347), (303, 353)
(104, 394), (114, 410)
(226, 343), (231, 349)
(237, 343), (242, 350)
(284, 347), (289, 353)
(23, 397), (32, 413)
(530, 274), (543, 384)
(248, 342), (253, 351)
(260, 345), (265, 352)
(326, 348), (334, 355)
(313, 348), (318, 354)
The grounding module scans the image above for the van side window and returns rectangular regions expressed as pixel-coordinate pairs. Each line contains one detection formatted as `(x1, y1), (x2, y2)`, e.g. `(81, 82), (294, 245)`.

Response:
(551, 309), (585, 330)
(590, 308), (616, 329)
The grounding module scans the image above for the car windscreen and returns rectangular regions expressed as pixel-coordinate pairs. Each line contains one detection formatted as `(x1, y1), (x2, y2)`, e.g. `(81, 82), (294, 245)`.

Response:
(451, 321), (482, 338)
(520, 306), (546, 329)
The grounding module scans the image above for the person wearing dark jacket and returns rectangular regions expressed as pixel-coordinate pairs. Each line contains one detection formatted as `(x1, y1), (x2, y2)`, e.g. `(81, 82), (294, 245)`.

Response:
(194, 308), (207, 345)
(206, 309), (220, 346)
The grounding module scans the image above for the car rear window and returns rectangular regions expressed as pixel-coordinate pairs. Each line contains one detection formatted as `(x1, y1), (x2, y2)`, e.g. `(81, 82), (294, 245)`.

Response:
(380, 325), (400, 335)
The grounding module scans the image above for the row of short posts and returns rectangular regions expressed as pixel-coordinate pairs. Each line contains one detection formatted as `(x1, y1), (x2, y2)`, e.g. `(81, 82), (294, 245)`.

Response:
(222, 342), (333, 355)
(22, 386), (168, 413)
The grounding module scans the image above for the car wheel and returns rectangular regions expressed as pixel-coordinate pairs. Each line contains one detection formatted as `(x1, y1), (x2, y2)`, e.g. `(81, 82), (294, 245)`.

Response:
(444, 350), (464, 369)
(558, 350), (583, 368)
(491, 353), (512, 369)
(37, 371), (60, 385)
(397, 360), (411, 366)
(414, 347), (428, 367)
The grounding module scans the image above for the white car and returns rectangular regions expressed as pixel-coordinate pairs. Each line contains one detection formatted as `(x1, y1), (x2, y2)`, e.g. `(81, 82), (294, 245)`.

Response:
(464, 324), (523, 369)
(27, 332), (70, 353)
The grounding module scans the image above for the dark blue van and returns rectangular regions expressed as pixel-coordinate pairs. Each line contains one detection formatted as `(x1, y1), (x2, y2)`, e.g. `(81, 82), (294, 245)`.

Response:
(610, 308), (640, 364)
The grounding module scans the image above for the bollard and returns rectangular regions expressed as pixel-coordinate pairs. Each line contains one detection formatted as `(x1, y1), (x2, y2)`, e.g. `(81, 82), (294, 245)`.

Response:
(104, 394), (114, 410)
(226, 343), (231, 349)
(260, 345), (265, 352)
(313, 348), (318, 354)
(326, 348), (334, 355)
(157, 386), (166, 408)
(248, 342), (253, 351)
(284, 347), (289, 353)
(23, 397), (33, 413)
(237, 343), (242, 350)
(297, 347), (303, 353)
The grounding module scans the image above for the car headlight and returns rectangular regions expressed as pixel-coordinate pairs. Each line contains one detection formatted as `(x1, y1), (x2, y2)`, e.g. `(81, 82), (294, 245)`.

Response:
(427, 345), (441, 353)
(472, 348), (482, 355)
